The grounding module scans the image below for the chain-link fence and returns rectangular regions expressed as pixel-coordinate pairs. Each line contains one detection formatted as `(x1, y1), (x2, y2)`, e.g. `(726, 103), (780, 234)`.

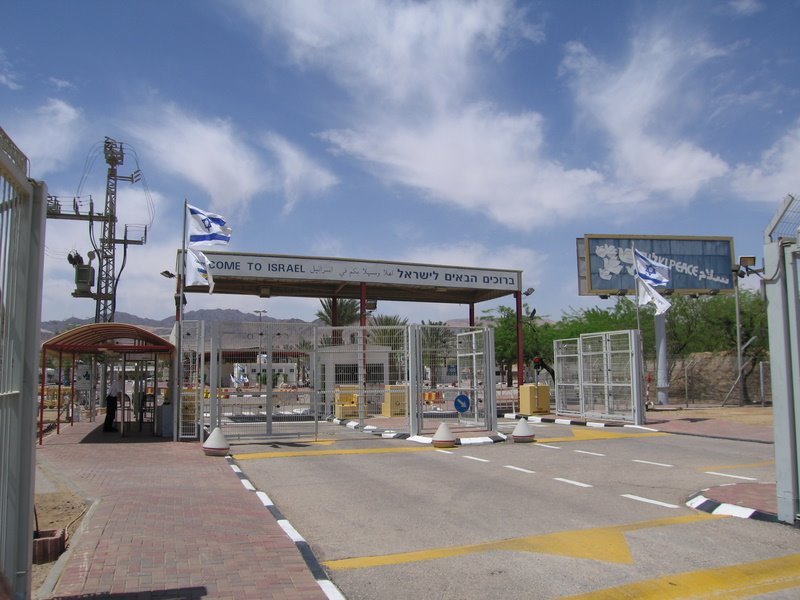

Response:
(651, 353), (772, 406)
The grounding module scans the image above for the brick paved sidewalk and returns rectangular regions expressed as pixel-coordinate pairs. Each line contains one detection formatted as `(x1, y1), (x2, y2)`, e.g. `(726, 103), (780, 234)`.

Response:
(37, 422), (329, 600)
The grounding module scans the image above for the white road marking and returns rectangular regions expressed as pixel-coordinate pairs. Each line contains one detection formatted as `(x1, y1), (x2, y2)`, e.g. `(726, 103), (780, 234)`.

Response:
(535, 443), (561, 449)
(435, 449), (454, 454)
(554, 478), (593, 488)
(632, 459), (674, 467)
(464, 455), (490, 463)
(504, 465), (535, 474)
(704, 471), (758, 481)
(574, 450), (605, 457)
(621, 494), (679, 508)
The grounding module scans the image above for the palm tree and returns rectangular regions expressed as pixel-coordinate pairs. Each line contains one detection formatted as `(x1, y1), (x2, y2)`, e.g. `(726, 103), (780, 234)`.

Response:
(315, 298), (359, 326)
(316, 298), (359, 345)
(420, 320), (454, 387)
(368, 314), (408, 327)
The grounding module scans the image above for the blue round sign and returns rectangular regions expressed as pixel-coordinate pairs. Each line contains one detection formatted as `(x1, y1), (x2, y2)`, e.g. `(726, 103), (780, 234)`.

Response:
(454, 394), (470, 413)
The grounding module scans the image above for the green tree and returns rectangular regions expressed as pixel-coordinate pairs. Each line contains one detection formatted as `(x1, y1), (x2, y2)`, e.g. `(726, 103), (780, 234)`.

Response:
(316, 298), (359, 345)
(482, 305), (542, 386)
(368, 314), (408, 384)
(315, 298), (360, 325)
(420, 321), (454, 387)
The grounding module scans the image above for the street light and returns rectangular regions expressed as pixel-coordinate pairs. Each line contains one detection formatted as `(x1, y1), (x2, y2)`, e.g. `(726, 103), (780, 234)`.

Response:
(254, 310), (267, 392)
(517, 287), (535, 391)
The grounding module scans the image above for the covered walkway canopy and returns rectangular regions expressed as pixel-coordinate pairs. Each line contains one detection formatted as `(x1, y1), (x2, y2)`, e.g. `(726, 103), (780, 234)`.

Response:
(183, 251), (522, 306)
(42, 323), (175, 356)
(40, 323), (175, 443)
(176, 250), (532, 386)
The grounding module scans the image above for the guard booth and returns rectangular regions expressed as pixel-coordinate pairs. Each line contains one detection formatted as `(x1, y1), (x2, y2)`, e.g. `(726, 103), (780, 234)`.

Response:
(39, 323), (175, 442)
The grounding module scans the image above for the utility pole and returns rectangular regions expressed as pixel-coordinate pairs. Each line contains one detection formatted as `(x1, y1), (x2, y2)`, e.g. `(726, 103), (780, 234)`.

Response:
(48, 137), (147, 322)
(96, 138), (143, 323)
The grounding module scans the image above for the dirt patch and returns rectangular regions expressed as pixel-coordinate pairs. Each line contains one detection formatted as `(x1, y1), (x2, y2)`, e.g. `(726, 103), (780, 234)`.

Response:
(31, 488), (89, 596)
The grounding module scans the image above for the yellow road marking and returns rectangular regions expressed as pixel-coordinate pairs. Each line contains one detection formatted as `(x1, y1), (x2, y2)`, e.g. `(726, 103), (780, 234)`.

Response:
(322, 513), (724, 571)
(538, 428), (667, 443)
(233, 446), (437, 460)
(557, 553), (800, 599)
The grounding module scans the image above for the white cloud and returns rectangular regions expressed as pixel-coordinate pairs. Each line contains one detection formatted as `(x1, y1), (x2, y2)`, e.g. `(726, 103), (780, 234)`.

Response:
(260, 132), (337, 214)
(0, 49), (21, 90)
(49, 77), (74, 91)
(731, 119), (800, 202)
(561, 32), (729, 202)
(396, 240), (542, 282)
(726, 0), (764, 16)
(125, 101), (337, 217)
(322, 104), (603, 230)
(4, 99), (84, 177)
(124, 102), (268, 215)
(244, 0), (542, 110)
(242, 1), (604, 231)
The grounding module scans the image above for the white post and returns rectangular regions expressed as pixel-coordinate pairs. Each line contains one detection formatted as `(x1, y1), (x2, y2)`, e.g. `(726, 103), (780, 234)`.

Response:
(655, 313), (669, 405)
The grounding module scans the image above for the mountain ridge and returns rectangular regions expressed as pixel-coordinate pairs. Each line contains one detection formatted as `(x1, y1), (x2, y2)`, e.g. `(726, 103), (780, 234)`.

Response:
(40, 308), (314, 340)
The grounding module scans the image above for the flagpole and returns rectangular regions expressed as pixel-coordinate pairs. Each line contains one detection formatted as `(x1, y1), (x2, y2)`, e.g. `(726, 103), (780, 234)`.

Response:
(632, 244), (642, 331)
(173, 199), (187, 442)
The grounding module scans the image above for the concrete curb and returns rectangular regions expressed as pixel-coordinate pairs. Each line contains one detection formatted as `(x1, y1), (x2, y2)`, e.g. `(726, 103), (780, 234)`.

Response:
(686, 491), (778, 522)
(329, 418), (506, 445)
(225, 457), (346, 600)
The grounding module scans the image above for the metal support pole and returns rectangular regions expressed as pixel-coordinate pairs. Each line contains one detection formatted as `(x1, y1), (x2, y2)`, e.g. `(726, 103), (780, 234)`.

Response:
(655, 313), (669, 405)
(516, 291), (524, 388)
(734, 272), (745, 405)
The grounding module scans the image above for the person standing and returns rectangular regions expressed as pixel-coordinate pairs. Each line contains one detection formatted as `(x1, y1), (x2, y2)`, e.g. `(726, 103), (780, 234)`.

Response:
(103, 374), (123, 432)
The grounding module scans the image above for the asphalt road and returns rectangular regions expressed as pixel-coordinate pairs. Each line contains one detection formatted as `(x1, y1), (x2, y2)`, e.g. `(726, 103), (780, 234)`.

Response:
(232, 422), (799, 599)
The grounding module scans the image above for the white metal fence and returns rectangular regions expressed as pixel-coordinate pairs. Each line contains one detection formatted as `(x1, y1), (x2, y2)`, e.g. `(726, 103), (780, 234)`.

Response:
(0, 127), (47, 598)
(174, 321), (496, 441)
(554, 330), (644, 424)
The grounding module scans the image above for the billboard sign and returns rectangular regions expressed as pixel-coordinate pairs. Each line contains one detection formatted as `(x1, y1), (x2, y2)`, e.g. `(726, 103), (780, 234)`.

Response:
(577, 235), (735, 296)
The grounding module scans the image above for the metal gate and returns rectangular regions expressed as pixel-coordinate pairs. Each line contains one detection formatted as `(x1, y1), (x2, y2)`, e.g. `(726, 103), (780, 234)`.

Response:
(177, 320), (204, 439)
(414, 325), (496, 435)
(211, 321), (318, 441)
(175, 321), (496, 440)
(0, 127), (47, 598)
(316, 325), (408, 427)
(554, 330), (644, 424)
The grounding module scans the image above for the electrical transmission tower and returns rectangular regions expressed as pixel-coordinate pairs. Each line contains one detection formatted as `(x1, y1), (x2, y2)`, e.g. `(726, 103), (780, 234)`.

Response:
(96, 138), (140, 322)
(47, 137), (147, 322)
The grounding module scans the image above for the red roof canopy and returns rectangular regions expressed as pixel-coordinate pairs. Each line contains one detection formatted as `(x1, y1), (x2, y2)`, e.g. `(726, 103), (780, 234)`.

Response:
(42, 323), (174, 356)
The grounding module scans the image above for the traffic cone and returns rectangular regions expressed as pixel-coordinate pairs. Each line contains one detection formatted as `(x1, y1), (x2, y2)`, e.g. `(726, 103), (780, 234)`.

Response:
(512, 418), (536, 443)
(202, 427), (229, 456)
(432, 422), (457, 448)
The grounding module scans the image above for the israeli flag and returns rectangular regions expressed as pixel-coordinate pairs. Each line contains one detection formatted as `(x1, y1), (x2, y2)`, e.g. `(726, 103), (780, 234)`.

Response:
(187, 203), (232, 247)
(634, 249), (670, 287)
(638, 277), (671, 315)
(185, 248), (215, 293)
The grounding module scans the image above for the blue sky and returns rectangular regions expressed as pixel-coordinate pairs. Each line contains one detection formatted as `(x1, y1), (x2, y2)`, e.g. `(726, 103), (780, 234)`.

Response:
(3, 0), (798, 324)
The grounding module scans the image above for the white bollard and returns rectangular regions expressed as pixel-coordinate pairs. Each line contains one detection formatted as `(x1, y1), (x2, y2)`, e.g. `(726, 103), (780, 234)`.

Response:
(512, 417), (536, 443)
(202, 427), (230, 456)
(432, 422), (457, 448)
